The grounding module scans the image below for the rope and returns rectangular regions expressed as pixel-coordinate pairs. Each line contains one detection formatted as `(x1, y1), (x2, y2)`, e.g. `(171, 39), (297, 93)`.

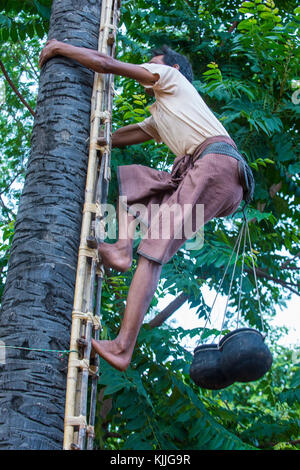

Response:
(0, 345), (78, 357)
(218, 221), (245, 342)
(197, 205), (265, 346)
(236, 222), (247, 329)
(198, 224), (245, 344)
(245, 217), (265, 333)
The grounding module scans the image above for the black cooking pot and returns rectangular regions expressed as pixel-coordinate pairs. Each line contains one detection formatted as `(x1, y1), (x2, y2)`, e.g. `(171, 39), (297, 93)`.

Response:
(219, 328), (273, 383)
(189, 344), (233, 390)
(189, 328), (272, 390)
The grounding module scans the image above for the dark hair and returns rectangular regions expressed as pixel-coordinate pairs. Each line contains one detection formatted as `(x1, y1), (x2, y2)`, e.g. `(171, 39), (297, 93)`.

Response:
(150, 45), (194, 83)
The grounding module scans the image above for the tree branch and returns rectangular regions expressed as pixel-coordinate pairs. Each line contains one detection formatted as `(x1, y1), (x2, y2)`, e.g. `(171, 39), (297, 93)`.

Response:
(146, 249), (299, 331)
(219, 20), (240, 47)
(0, 195), (15, 221)
(0, 59), (36, 116)
(17, 41), (40, 81)
(280, 251), (300, 270)
(273, 53), (293, 113)
(246, 266), (300, 296)
(228, 21), (239, 33)
(0, 170), (24, 196)
(148, 292), (188, 328)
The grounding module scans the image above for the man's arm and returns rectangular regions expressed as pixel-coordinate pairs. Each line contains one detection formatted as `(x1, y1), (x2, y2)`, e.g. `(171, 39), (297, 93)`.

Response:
(39, 39), (159, 86)
(99, 124), (153, 148)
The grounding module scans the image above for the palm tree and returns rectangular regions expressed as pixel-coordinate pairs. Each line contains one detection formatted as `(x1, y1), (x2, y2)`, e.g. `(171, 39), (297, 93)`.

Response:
(0, 0), (102, 450)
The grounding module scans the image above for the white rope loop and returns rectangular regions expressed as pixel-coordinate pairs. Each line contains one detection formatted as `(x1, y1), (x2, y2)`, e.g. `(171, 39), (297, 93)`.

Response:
(197, 208), (265, 346)
(218, 221), (245, 342)
(245, 218), (265, 332)
(198, 222), (245, 344)
(236, 223), (247, 328)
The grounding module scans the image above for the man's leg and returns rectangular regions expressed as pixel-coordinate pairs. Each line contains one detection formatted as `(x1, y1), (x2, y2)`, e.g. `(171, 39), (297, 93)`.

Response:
(92, 255), (162, 371)
(96, 203), (138, 272)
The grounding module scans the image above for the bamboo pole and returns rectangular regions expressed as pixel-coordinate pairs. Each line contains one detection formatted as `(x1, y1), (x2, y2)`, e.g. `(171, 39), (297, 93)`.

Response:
(77, 258), (96, 449)
(63, 0), (120, 450)
(85, 1), (120, 449)
(87, 272), (103, 450)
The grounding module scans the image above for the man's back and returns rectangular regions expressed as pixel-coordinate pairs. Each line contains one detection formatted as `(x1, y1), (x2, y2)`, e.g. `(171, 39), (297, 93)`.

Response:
(138, 62), (229, 157)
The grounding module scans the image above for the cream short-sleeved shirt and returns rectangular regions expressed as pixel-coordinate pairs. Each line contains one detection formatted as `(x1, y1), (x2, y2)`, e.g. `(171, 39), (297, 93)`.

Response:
(137, 62), (229, 157)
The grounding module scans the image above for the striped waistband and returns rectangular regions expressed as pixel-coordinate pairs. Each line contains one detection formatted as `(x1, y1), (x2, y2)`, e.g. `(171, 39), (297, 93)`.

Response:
(198, 141), (246, 164)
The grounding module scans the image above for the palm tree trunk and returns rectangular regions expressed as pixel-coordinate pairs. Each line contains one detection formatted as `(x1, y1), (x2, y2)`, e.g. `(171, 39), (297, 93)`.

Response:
(0, 0), (102, 450)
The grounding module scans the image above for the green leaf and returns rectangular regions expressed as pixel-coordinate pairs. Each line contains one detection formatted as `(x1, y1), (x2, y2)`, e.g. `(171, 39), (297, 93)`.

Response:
(243, 208), (275, 223)
(103, 381), (126, 395)
(290, 367), (300, 388)
(123, 111), (134, 120)
(288, 162), (300, 175)
(35, 22), (45, 39)
(33, 0), (51, 20)
(134, 108), (146, 114)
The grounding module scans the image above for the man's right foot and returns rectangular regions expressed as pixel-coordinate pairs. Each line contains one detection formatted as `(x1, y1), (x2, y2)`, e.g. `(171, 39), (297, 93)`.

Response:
(91, 338), (132, 372)
(97, 240), (132, 272)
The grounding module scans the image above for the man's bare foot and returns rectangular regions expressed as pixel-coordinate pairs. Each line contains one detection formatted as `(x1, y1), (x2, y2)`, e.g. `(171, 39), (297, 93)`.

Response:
(91, 338), (132, 372)
(97, 240), (132, 272)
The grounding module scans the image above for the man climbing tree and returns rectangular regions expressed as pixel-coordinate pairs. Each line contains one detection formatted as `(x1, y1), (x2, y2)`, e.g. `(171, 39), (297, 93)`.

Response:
(39, 39), (254, 372)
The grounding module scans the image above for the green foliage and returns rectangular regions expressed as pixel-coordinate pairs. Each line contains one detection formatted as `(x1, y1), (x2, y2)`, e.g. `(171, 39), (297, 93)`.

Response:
(0, 0), (50, 42)
(0, 0), (299, 451)
(95, 310), (299, 450)
(0, 30), (41, 292)
(97, 324), (255, 450)
(97, 0), (300, 449)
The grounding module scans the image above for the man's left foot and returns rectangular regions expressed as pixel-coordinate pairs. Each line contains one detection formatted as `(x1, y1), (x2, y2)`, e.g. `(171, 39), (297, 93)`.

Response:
(97, 240), (132, 272)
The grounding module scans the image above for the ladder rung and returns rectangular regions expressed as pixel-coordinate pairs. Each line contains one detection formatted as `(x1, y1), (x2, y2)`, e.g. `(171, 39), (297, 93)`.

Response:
(72, 311), (102, 329)
(65, 415), (87, 428)
(78, 246), (98, 259)
(70, 358), (99, 376)
(89, 142), (109, 152)
(83, 202), (97, 213)
(100, 23), (116, 31)
(70, 358), (90, 370)
(83, 202), (107, 218)
(90, 110), (110, 122)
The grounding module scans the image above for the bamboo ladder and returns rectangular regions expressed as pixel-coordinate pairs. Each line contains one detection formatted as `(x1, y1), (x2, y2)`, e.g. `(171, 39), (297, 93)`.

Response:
(63, 0), (121, 450)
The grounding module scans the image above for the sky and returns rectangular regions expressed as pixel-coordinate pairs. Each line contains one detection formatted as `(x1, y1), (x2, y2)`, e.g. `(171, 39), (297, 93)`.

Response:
(156, 286), (300, 353)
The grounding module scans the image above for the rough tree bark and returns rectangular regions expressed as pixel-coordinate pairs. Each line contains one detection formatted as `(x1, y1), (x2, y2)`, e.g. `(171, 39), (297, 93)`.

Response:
(0, 0), (101, 450)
